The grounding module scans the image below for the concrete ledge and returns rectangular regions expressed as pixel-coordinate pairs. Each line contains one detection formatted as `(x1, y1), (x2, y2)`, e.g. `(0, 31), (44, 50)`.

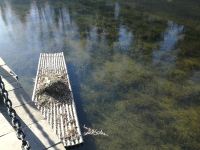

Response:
(0, 65), (13, 77)
(0, 120), (65, 150)
(8, 88), (32, 108)
(46, 142), (66, 150)
(2, 76), (18, 84)
(0, 59), (65, 150)
(0, 113), (15, 137)
(25, 120), (65, 150)
(3, 81), (21, 91)
(0, 57), (6, 66)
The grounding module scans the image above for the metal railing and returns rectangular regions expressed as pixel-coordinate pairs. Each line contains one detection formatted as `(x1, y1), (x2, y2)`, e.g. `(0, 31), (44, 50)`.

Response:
(0, 76), (31, 150)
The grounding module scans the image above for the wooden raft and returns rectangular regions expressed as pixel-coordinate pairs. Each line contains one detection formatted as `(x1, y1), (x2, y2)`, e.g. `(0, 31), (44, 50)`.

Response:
(32, 52), (83, 147)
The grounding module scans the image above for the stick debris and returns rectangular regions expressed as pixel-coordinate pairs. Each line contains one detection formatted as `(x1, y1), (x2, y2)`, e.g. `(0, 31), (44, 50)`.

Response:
(83, 125), (108, 136)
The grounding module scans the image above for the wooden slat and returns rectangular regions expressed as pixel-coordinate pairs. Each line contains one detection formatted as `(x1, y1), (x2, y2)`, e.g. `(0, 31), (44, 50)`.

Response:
(52, 103), (55, 134)
(32, 54), (41, 102)
(32, 52), (83, 147)
(62, 52), (83, 143)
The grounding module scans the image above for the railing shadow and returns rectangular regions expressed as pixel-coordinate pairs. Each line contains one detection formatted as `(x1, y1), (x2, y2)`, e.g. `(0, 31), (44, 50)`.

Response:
(67, 63), (96, 150)
(0, 64), (60, 150)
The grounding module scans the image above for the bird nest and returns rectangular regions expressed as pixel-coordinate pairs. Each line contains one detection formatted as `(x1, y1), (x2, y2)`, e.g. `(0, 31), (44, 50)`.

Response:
(35, 73), (72, 107)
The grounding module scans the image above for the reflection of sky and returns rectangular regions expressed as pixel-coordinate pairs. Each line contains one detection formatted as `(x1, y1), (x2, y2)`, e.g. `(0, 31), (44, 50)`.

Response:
(0, 2), (80, 77)
(160, 21), (184, 51)
(25, 2), (80, 52)
(0, 1), (183, 81)
(117, 25), (133, 51)
(89, 27), (98, 42)
(153, 21), (184, 64)
(0, 3), (26, 53)
(0, 1), (81, 54)
(85, 27), (99, 51)
(114, 2), (120, 20)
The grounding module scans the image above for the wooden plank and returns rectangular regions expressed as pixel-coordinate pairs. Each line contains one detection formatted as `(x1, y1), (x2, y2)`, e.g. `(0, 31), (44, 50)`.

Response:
(60, 105), (66, 146)
(32, 52), (83, 147)
(50, 102), (53, 129)
(53, 103), (57, 134)
(32, 54), (41, 102)
(62, 52), (83, 143)
(56, 104), (60, 137)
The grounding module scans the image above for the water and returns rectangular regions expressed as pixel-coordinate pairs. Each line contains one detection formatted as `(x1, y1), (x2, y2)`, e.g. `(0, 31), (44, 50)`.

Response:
(0, 0), (200, 150)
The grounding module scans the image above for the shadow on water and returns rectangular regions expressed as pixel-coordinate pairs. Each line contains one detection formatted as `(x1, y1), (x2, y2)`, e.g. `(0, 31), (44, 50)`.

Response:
(67, 63), (96, 150)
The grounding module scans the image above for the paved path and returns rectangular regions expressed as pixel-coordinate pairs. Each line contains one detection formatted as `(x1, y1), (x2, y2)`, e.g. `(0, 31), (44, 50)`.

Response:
(0, 57), (65, 150)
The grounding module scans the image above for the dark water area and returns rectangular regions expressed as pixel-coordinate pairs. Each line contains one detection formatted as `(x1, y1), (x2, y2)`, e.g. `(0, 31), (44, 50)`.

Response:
(0, 0), (200, 150)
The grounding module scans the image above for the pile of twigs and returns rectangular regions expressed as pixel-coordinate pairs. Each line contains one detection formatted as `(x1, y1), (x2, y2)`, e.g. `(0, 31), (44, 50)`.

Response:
(36, 73), (71, 107)
(83, 125), (108, 136)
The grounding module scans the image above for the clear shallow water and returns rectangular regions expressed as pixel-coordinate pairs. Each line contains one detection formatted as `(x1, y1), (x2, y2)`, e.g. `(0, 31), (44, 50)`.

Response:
(0, 0), (200, 150)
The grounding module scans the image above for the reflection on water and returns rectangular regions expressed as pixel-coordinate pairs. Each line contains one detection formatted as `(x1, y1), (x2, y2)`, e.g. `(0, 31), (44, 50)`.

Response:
(0, 2), (83, 78)
(153, 21), (184, 65)
(114, 2), (120, 20)
(118, 25), (133, 50)
(160, 21), (184, 51)
(0, 0), (199, 150)
(89, 27), (98, 42)
(0, 3), (25, 53)
(26, 2), (80, 52)
(0, 2), (82, 56)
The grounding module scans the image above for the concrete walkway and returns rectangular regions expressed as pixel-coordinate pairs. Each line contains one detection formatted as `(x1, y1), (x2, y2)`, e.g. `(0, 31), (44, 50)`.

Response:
(0, 57), (65, 150)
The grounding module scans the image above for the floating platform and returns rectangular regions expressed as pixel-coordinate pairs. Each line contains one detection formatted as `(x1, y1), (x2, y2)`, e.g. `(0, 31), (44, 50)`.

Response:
(32, 52), (83, 147)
